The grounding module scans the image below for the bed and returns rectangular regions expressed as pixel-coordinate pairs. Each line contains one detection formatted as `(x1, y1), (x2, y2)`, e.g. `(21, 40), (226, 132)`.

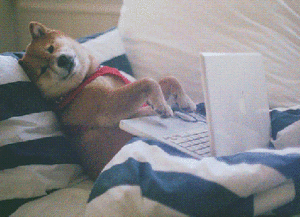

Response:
(1, 0), (300, 216)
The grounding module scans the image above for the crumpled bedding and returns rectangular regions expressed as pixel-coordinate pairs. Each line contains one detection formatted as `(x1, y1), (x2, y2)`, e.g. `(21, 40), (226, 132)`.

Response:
(85, 107), (300, 216)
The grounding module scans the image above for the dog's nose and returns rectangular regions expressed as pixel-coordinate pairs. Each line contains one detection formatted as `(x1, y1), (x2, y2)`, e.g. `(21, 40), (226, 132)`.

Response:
(57, 55), (74, 72)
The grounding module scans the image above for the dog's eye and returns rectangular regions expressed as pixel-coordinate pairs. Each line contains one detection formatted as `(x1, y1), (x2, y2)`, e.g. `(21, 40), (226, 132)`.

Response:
(41, 66), (48, 75)
(47, 45), (54, 54)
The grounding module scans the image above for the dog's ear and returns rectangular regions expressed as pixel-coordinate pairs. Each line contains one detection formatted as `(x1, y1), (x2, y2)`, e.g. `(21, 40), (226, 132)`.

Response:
(18, 59), (24, 67)
(18, 58), (29, 72)
(18, 59), (28, 70)
(29, 22), (49, 39)
(18, 58), (37, 81)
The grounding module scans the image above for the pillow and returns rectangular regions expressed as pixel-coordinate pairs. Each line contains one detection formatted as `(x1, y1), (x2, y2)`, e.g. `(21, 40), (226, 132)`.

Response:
(0, 28), (133, 216)
(80, 28), (133, 76)
(118, 0), (300, 108)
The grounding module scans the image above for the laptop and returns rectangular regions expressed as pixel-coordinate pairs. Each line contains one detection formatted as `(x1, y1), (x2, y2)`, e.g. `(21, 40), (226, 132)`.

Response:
(119, 53), (271, 159)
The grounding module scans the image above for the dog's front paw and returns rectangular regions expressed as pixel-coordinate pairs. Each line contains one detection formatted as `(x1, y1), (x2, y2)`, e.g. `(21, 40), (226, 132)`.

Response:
(175, 94), (197, 112)
(148, 101), (173, 118)
(155, 104), (173, 118)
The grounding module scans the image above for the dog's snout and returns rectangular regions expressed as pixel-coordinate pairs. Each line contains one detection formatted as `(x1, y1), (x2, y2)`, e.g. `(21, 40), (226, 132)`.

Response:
(57, 55), (74, 71)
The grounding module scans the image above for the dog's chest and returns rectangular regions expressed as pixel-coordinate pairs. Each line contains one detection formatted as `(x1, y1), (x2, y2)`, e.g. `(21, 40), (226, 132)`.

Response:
(59, 74), (130, 128)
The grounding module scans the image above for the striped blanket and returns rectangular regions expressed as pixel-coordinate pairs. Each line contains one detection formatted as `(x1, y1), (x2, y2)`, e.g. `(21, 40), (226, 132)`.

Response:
(86, 107), (300, 216)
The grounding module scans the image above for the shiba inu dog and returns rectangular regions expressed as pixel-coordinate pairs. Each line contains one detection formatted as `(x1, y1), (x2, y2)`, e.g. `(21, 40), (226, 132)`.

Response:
(19, 22), (196, 179)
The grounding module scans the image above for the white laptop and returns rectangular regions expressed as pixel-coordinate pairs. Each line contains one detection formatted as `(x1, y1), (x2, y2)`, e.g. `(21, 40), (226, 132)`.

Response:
(119, 53), (271, 159)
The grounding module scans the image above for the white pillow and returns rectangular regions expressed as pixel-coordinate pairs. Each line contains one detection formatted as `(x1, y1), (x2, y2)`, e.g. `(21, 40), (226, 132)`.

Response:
(118, 0), (300, 108)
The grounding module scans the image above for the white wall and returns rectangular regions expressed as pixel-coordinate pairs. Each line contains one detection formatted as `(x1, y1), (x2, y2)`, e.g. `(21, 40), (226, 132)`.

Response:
(0, 0), (18, 53)
(14, 0), (122, 51)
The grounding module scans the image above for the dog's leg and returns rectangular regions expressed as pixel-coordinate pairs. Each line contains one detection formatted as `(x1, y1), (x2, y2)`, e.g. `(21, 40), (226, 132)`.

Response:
(96, 78), (173, 125)
(77, 126), (133, 180)
(159, 76), (196, 112)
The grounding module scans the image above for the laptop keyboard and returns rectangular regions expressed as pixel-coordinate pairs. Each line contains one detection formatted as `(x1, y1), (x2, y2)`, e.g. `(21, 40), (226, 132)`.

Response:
(163, 128), (211, 158)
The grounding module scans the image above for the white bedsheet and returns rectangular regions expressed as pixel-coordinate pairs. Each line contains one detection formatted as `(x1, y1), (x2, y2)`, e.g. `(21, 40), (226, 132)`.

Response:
(11, 180), (93, 217)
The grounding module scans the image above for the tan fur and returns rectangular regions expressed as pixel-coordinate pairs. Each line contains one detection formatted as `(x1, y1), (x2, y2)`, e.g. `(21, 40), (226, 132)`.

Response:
(19, 22), (196, 179)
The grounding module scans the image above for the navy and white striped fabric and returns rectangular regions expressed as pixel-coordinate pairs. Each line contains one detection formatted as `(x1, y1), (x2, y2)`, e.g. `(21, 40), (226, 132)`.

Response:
(86, 106), (300, 216)
(0, 28), (133, 216)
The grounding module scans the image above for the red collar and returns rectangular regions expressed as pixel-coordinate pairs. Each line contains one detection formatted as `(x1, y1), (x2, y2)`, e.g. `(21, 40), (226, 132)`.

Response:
(55, 66), (132, 111)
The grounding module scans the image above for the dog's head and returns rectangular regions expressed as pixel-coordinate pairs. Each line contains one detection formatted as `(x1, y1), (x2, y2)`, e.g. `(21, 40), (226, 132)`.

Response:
(19, 22), (97, 99)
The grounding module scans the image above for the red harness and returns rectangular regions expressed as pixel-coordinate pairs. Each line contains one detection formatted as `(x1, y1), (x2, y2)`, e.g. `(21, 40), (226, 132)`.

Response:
(55, 65), (132, 111)
(55, 66), (133, 135)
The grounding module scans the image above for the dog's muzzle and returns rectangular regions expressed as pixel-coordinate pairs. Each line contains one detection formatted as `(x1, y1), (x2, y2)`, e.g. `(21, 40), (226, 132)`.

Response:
(57, 54), (75, 74)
